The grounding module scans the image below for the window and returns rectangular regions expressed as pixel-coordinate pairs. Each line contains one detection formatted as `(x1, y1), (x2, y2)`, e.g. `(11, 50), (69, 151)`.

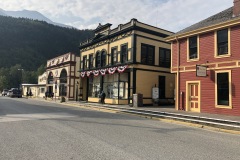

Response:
(89, 54), (93, 69)
(88, 75), (101, 97)
(82, 56), (87, 70)
(216, 71), (231, 107)
(111, 47), (118, 65)
(47, 72), (53, 84)
(59, 84), (67, 96)
(101, 51), (106, 67)
(217, 29), (228, 55)
(159, 48), (170, 68)
(189, 36), (198, 59)
(40, 88), (45, 93)
(96, 52), (101, 68)
(141, 44), (155, 65)
(121, 44), (128, 63)
(103, 73), (128, 99)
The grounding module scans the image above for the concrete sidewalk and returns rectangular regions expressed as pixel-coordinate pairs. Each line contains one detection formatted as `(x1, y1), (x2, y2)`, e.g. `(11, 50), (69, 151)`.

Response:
(64, 100), (240, 123)
(35, 97), (240, 123)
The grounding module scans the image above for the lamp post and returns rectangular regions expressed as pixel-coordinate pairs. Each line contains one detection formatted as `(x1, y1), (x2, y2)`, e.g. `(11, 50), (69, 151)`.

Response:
(18, 68), (24, 93)
(76, 81), (79, 102)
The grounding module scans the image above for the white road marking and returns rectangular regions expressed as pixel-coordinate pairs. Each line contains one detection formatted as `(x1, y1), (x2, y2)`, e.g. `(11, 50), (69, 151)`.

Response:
(0, 113), (75, 123)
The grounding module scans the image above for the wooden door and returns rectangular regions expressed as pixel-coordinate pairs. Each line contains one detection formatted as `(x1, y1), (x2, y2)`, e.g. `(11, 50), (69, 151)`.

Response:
(187, 82), (200, 112)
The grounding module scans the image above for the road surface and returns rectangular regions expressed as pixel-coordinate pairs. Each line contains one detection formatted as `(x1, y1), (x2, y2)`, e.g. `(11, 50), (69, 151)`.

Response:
(0, 96), (239, 160)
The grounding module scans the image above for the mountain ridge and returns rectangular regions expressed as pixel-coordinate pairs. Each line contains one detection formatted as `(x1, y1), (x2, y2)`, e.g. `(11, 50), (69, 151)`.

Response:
(0, 8), (72, 28)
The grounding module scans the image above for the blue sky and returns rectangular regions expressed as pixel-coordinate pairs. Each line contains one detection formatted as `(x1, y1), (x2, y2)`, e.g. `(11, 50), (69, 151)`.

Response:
(0, 0), (233, 32)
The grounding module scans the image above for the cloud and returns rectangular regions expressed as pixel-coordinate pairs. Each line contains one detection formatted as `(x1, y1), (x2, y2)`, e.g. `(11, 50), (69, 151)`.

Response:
(0, 0), (233, 32)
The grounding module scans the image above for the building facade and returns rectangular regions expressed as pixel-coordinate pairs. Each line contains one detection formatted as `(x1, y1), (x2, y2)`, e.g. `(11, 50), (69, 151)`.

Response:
(79, 19), (175, 105)
(166, 0), (240, 116)
(22, 72), (47, 98)
(46, 52), (80, 100)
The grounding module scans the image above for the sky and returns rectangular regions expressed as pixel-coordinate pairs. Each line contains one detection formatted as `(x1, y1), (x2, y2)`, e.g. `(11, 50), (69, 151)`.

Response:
(0, 0), (233, 32)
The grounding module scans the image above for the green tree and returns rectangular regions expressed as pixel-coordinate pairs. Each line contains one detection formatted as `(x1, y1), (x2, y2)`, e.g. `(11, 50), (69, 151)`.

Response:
(0, 75), (8, 90)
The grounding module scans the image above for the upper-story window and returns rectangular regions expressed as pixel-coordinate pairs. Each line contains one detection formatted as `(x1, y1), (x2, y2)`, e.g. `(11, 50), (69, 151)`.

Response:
(89, 54), (93, 69)
(96, 52), (101, 68)
(159, 48), (170, 68)
(101, 51), (107, 67)
(141, 44), (155, 65)
(121, 44), (128, 63)
(189, 36), (198, 60)
(217, 29), (228, 56)
(82, 56), (87, 70)
(111, 47), (118, 65)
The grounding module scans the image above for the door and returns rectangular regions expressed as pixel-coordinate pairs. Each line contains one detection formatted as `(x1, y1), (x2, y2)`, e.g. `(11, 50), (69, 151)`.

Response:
(159, 76), (165, 99)
(187, 82), (200, 112)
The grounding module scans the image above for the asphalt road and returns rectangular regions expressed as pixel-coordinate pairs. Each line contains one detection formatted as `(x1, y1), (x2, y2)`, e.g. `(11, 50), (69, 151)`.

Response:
(0, 96), (239, 160)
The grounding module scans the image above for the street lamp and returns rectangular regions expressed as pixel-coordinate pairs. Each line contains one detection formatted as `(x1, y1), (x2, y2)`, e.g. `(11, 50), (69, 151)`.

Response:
(18, 68), (24, 93)
(76, 81), (79, 102)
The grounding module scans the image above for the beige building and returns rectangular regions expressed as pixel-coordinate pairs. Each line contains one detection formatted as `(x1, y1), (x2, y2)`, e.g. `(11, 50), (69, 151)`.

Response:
(22, 52), (80, 101)
(46, 52), (80, 101)
(22, 72), (47, 98)
(79, 19), (175, 105)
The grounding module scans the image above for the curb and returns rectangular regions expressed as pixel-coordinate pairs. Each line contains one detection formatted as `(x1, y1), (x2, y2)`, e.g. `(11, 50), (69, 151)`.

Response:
(32, 98), (240, 135)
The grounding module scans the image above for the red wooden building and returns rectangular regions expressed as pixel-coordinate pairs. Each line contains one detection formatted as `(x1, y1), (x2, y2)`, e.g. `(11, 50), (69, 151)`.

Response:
(166, 0), (240, 116)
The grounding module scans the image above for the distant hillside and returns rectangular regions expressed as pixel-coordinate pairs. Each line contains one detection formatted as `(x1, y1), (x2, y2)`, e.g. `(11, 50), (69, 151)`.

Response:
(0, 16), (94, 70)
(0, 8), (71, 28)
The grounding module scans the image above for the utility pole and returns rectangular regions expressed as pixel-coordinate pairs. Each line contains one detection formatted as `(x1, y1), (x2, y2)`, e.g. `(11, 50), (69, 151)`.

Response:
(18, 68), (24, 94)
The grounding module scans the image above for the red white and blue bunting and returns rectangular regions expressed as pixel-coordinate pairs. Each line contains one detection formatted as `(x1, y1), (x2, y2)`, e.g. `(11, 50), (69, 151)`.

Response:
(99, 68), (107, 75)
(86, 71), (92, 77)
(117, 65), (128, 73)
(80, 65), (128, 78)
(80, 71), (86, 78)
(108, 67), (117, 74)
(93, 70), (99, 76)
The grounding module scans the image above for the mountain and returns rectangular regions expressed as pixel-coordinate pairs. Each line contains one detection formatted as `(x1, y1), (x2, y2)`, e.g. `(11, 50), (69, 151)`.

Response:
(0, 8), (71, 28)
(0, 9), (7, 16)
(0, 15), (94, 70)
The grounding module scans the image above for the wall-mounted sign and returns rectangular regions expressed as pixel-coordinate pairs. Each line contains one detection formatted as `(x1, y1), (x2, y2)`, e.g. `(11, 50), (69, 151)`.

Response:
(152, 87), (159, 99)
(196, 65), (207, 77)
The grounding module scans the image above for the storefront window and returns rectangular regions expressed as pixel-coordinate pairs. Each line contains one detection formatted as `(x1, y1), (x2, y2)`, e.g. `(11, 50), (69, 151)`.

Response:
(88, 75), (101, 97)
(103, 73), (128, 99)
(40, 88), (45, 93)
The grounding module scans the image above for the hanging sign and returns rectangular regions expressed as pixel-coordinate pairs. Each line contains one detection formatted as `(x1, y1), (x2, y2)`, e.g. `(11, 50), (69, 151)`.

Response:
(196, 65), (207, 77)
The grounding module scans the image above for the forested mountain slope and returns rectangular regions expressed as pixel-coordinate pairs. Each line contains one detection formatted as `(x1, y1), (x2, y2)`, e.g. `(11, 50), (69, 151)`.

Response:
(0, 16), (94, 70)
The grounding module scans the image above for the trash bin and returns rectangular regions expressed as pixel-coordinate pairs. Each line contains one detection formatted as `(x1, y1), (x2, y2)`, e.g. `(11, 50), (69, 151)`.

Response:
(133, 93), (143, 107)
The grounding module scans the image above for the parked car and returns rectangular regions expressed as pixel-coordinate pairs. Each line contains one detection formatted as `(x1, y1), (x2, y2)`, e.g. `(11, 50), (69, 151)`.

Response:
(9, 88), (22, 98)
(1, 89), (8, 96)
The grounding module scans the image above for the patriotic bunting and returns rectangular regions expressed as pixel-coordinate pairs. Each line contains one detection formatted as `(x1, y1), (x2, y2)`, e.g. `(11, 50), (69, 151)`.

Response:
(80, 72), (86, 78)
(82, 65), (128, 78)
(86, 71), (92, 77)
(93, 70), (99, 76)
(99, 69), (107, 75)
(108, 67), (117, 74)
(117, 65), (128, 73)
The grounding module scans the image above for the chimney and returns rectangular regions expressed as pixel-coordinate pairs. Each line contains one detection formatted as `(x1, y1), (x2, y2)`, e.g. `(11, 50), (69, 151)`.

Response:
(233, 0), (240, 17)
